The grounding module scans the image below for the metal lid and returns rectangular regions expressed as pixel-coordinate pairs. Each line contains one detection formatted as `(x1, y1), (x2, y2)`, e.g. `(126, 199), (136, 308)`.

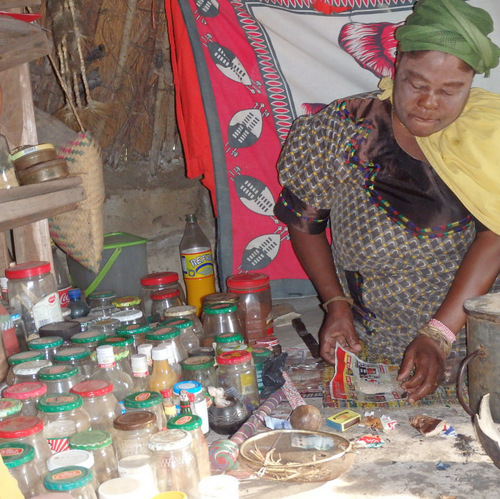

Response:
(8, 350), (44, 365)
(69, 430), (112, 451)
(140, 271), (179, 286)
(71, 330), (106, 344)
(161, 318), (193, 329)
(464, 292), (500, 317)
(217, 350), (252, 365)
(167, 414), (202, 431)
(3, 381), (47, 400)
(214, 332), (244, 344)
(151, 289), (181, 300)
(226, 272), (270, 290)
(147, 429), (192, 452)
(146, 326), (180, 342)
(44, 466), (93, 491)
(38, 365), (79, 381)
(0, 415), (44, 438)
(0, 398), (23, 418)
(5, 261), (51, 279)
(28, 336), (64, 350)
(39, 321), (81, 341)
(113, 296), (141, 308)
(123, 391), (162, 409)
(38, 393), (83, 413)
(54, 347), (91, 362)
(163, 305), (196, 318)
(100, 335), (134, 347)
(113, 310), (144, 322)
(0, 442), (35, 468)
(202, 303), (237, 314)
(12, 359), (52, 375)
(115, 324), (151, 336)
(47, 449), (94, 471)
(71, 379), (113, 398)
(113, 411), (156, 431)
(181, 355), (214, 370)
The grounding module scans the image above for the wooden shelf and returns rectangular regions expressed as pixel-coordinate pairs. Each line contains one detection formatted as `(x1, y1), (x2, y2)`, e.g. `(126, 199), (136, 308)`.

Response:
(0, 176), (86, 232)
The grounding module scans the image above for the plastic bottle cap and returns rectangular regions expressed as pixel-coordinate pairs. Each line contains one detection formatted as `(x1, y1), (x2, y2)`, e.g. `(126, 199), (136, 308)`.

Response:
(38, 365), (79, 381)
(96, 345), (116, 365)
(28, 336), (64, 349)
(44, 466), (93, 491)
(47, 449), (94, 471)
(140, 271), (179, 286)
(68, 289), (83, 300)
(5, 261), (51, 279)
(38, 393), (83, 413)
(124, 391), (162, 409)
(137, 343), (153, 355)
(10, 313), (21, 321)
(0, 416), (44, 438)
(147, 429), (192, 452)
(151, 345), (170, 361)
(131, 354), (148, 373)
(0, 398), (23, 418)
(167, 414), (202, 431)
(173, 380), (202, 395)
(0, 442), (35, 468)
(3, 381), (47, 399)
(217, 350), (253, 365)
(68, 430), (112, 451)
(161, 318), (193, 329)
(71, 380), (113, 397)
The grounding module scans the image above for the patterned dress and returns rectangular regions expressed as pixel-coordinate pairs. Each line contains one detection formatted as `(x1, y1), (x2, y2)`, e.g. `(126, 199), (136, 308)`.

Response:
(274, 91), (483, 366)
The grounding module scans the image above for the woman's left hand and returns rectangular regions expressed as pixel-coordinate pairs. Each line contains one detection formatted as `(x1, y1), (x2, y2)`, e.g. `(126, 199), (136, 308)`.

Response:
(397, 335), (447, 403)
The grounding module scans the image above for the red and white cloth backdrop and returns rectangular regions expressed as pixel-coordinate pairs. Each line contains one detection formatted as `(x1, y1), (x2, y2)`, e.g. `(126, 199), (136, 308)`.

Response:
(164, 0), (500, 298)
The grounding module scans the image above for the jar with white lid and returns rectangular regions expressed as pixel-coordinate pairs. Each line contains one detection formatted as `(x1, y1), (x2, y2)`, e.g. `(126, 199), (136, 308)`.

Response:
(123, 391), (166, 431)
(130, 353), (150, 391)
(172, 381), (209, 434)
(161, 317), (200, 352)
(180, 355), (218, 390)
(71, 330), (107, 352)
(70, 380), (121, 434)
(140, 271), (186, 323)
(5, 261), (62, 340)
(47, 449), (98, 490)
(150, 289), (183, 322)
(113, 411), (158, 460)
(12, 359), (52, 385)
(0, 442), (45, 497)
(69, 430), (117, 486)
(0, 415), (52, 475)
(112, 297), (148, 325)
(54, 347), (94, 379)
(148, 429), (198, 497)
(98, 336), (133, 375)
(201, 303), (242, 347)
(38, 365), (82, 394)
(6, 351), (45, 385)
(3, 381), (47, 416)
(117, 454), (159, 498)
(115, 323), (150, 352)
(43, 465), (97, 499)
(137, 343), (153, 374)
(28, 335), (64, 361)
(0, 398), (23, 421)
(163, 304), (204, 339)
(37, 393), (91, 453)
(97, 477), (145, 499)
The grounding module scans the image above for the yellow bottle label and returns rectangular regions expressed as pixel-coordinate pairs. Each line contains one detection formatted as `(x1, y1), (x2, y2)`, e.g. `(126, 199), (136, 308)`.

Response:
(181, 249), (214, 279)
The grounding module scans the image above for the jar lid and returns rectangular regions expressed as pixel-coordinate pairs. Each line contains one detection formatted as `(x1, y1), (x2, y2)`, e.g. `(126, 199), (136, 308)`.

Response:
(113, 296), (141, 308)
(163, 305), (196, 318)
(5, 261), (51, 279)
(88, 290), (116, 300)
(202, 303), (237, 314)
(47, 449), (94, 472)
(0, 415), (44, 438)
(202, 292), (239, 305)
(145, 326), (179, 342)
(38, 365), (79, 381)
(28, 336), (64, 350)
(214, 332), (244, 344)
(251, 347), (273, 362)
(116, 324), (151, 336)
(71, 379), (113, 397)
(54, 347), (91, 362)
(113, 310), (144, 322)
(188, 346), (215, 358)
(0, 442), (35, 468)
(173, 380), (202, 395)
(151, 344), (171, 361)
(69, 429), (112, 451)
(167, 414), (202, 431)
(151, 289), (181, 300)
(100, 335), (134, 347)
(147, 429), (192, 452)
(123, 391), (162, 409)
(71, 331), (106, 344)
(0, 398), (23, 418)
(113, 411), (156, 431)
(69, 316), (97, 329)
(227, 272), (270, 290)
(8, 350), (44, 365)
(140, 271), (179, 286)
(161, 318), (193, 329)
(254, 336), (280, 347)
(12, 359), (52, 375)
(39, 321), (81, 341)
(38, 393), (83, 412)
(3, 381), (47, 399)
(180, 355), (214, 371)
(44, 466), (93, 491)
(95, 318), (121, 328)
(217, 350), (252, 365)
(10, 142), (55, 160)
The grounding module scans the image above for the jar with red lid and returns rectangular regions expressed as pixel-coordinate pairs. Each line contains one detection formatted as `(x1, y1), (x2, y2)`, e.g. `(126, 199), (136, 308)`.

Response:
(226, 272), (274, 344)
(3, 381), (47, 416)
(201, 303), (242, 347)
(5, 261), (63, 341)
(150, 289), (183, 322)
(0, 398), (23, 421)
(253, 336), (282, 357)
(0, 415), (52, 474)
(38, 364), (82, 394)
(140, 271), (186, 323)
(161, 317), (200, 352)
(217, 350), (260, 411)
(70, 380), (121, 434)
(28, 335), (64, 361)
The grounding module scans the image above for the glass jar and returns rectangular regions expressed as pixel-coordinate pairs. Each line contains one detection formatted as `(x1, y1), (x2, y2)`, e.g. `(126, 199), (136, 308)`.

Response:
(123, 391), (166, 431)
(12, 359), (52, 385)
(43, 465), (97, 498)
(38, 365), (82, 394)
(188, 345), (215, 358)
(5, 261), (62, 340)
(70, 316), (98, 333)
(71, 330), (107, 352)
(146, 327), (187, 373)
(251, 347), (272, 391)
(161, 318), (200, 352)
(0, 442), (45, 497)
(115, 323), (150, 352)
(172, 381), (209, 434)
(201, 303), (242, 347)
(38, 393), (91, 453)
(28, 335), (64, 361)
(117, 454), (158, 498)
(202, 292), (239, 309)
(112, 297), (148, 326)
(47, 449), (98, 491)
(214, 332), (246, 355)
(113, 411), (158, 460)
(54, 347), (94, 379)
(38, 321), (81, 346)
(148, 429), (198, 497)
(145, 325), (180, 347)
(87, 291), (117, 309)
(253, 336), (282, 357)
(167, 414), (210, 480)
(162, 305), (203, 339)
(70, 380), (121, 434)
(180, 355), (218, 389)
(140, 271), (186, 323)
(6, 351), (44, 385)
(69, 430), (118, 485)
(217, 350), (260, 411)
(226, 272), (274, 344)
(150, 289), (183, 323)
(98, 336), (133, 376)
(0, 415), (52, 475)
(10, 312), (28, 352)
(0, 398), (23, 421)
(93, 318), (121, 336)
(3, 381), (47, 416)
(88, 305), (118, 321)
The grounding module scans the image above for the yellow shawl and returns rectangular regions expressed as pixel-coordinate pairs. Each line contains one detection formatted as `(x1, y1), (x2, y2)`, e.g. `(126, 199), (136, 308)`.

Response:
(378, 77), (500, 235)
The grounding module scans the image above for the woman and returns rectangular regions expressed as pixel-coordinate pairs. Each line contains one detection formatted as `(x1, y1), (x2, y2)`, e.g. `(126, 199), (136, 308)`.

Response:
(274, 0), (500, 402)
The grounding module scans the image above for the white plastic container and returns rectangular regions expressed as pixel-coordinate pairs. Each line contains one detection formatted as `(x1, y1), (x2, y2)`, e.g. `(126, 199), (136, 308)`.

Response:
(97, 477), (144, 499)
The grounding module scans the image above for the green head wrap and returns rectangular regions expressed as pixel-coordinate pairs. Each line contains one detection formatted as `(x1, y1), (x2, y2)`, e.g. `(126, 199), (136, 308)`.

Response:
(396, 0), (500, 77)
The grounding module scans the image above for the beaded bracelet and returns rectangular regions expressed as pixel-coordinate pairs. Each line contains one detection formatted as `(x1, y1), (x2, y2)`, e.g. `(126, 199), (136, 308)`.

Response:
(322, 295), (354, 312)
(428, 318), (456, 344)
(417, 323), (452, 357)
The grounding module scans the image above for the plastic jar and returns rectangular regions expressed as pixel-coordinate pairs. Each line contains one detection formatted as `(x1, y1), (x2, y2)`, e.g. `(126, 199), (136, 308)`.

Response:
(6, 350), (45, 385)
(123, 391), (166, 431)
(38, 365), (82, 394)
(217, 350), (260, 411)
(0, 415), (52, 474)
(38, 393), (91, 453)
(201, 303), (242, 347)
(47, 449), (98, 490)
(93, 318), (121, 336)
(113, 411), (158, 460)
(97, 477), (145, 499)
(71, 330), (107, 352)
(54, 347), (94, 379)
(214, 332), (246, 355)
(11, 359), (52, 385)
(0, 442), (45, 497)
(162, 305), (203, 339)
(0, 398), (23, 421)
(69, 430), (118, 486)
(140, 272), (186, 321)
(39, 321), (81, 346)
(87, 291), (117, 309)
(99, 336), (133, 376)
(161, 318), (200, 352)
(180, 355), (218, 389)
(44, 465), (97, 498)
(148, 429), (198, 496)
(167, 414), (210, 480)
(115, 323), (150, 352)
(226, 272), (274, 344)
(251, 347), (272, 391)
(172, 381), (209, 434)
(3, 381), (47, 416)
(5, 261), (62, 340)
(253, 336), (282, 357)
(70, 380), (121, 434)
(117, 454), (158, 498)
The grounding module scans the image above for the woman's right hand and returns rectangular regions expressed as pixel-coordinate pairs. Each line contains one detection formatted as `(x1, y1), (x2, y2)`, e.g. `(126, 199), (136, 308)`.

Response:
(319, 301), (362, 364)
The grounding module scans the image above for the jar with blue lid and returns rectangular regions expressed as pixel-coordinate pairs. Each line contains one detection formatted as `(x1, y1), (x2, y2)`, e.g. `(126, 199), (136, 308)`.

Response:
(43, 465), (96, 498)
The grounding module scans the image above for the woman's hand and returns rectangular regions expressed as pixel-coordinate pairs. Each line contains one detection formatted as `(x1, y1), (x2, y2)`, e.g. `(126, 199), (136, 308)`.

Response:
(397, 335), (447, 403)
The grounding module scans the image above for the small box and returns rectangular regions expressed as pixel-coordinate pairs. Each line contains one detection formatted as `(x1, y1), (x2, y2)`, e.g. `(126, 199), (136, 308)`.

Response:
(326, 410), (361, 432)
